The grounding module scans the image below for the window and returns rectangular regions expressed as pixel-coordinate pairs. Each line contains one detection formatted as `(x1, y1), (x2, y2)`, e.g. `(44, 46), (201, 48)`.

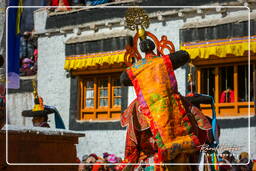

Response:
(219, 66), (234, 103)
(79, 74), (122, 120)
(112, 79), (122, 107)
(238, 64), (254, 102)
(200, 68), (215, 98)
(197, 62), (255, 116)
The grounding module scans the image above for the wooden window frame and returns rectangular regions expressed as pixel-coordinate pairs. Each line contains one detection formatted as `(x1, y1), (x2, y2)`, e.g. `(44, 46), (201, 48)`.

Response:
(196, 60), (256, 117)
(78, 74), (122, 121)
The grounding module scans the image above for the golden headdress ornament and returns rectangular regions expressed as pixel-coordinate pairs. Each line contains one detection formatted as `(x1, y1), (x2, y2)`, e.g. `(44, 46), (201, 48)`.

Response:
(125, 8), (149, 40)
(124, 8), (175, 66)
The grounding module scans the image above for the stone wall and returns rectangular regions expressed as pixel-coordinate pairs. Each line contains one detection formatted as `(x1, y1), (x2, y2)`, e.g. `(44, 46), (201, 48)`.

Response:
(37, 35), (71, 128)
(220, 126), (256, 159)
(7, 92), (34, 126)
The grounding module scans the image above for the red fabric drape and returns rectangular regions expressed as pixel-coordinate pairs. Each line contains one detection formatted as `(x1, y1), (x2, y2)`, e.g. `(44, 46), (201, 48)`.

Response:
(51, 0), (70, 6)
(220, 90), (234, 103)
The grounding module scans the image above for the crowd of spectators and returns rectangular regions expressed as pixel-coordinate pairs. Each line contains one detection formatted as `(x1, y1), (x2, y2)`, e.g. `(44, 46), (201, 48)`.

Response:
(218, 151), (255, 171)
(78, 152), (123, 171)
(76, 151), (256, 171)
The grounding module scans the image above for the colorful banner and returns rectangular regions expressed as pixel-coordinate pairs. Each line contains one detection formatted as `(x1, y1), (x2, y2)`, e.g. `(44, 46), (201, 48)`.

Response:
(64, 50), (126, 70)
(181, 36), (256, 59)
(8, 0), (22, 89)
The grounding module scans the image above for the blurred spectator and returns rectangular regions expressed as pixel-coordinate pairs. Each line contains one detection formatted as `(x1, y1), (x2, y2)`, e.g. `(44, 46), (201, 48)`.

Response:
(220, 88), (234, 103)
(50, 0), (70, 11)
(103, 152), (109, 161)
(219, 151), (235, 171)
(237, 152), (253, 171)
(20, 58), (36, 76)
(78, 152), (123, 171)
(86, 153), (98, 163)
(78, 154), (88, 171)
(223, 151), (237, 163)
(239, 152), (249, 161)
(82, 153), (98, 170)
(82, 154), (89, 162)
(238, 158), (253, 171)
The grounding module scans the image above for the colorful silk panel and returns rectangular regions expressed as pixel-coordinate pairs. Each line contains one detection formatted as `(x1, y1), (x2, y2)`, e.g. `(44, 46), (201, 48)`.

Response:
(126, 55), (199, 161)
(121, 99), (156, 168)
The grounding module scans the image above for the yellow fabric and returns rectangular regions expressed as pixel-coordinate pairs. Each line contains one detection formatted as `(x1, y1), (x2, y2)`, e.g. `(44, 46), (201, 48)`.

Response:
(16, 0), (23, 34)
(64, 50), (126, 70)
(180, 36), (256, 59)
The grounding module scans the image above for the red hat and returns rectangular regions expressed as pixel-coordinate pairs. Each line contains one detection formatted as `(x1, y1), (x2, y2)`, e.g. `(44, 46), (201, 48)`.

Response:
(89, 153), (98, 160)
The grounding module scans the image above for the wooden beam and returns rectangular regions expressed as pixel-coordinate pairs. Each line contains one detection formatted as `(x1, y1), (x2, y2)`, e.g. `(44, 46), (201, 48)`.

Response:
(192, 55), (256, 66)
(197, 69), (201, 93)
(254, 63), (256, 115)
(215, 67), (219, 115)
(234, 64), (238, 114)
(79, 78), (83, 120)
(93, 77), (97, 119)
(108, 76), (111, 119)
(71, 68), (125, 76)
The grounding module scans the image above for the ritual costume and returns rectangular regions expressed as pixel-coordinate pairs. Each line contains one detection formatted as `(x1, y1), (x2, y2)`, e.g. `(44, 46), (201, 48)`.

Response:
(120, 8), (213, 170)
(123, 51), (211, 170)
(185, 82), (220, 171)
(121, 98), (157, 170)
(120, 50), (199, 170)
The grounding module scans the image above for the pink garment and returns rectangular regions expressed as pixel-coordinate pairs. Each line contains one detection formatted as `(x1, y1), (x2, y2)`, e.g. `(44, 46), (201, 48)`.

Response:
(33, 49), (38, 62)
(107, 154), (118, 163)
(220, 90), (234, 103)
(39, 122), (50, 128)
(22, 58), (33, 69)
(51, 0), (70, 6)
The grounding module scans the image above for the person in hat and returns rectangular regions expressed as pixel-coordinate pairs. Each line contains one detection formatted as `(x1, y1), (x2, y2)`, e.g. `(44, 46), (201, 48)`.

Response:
(22, 104), (66, 129)
(32, 115), (50, 128)
(22, 80), (65, 129)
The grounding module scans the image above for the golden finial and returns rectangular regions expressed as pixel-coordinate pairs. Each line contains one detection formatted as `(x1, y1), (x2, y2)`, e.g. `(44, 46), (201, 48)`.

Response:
(125, 8), (149, 40)
(32, 79), (44, 111)
(32, 79), (38, 99)
(187, 62), (194, 85)
(188, 73), (192, 83)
